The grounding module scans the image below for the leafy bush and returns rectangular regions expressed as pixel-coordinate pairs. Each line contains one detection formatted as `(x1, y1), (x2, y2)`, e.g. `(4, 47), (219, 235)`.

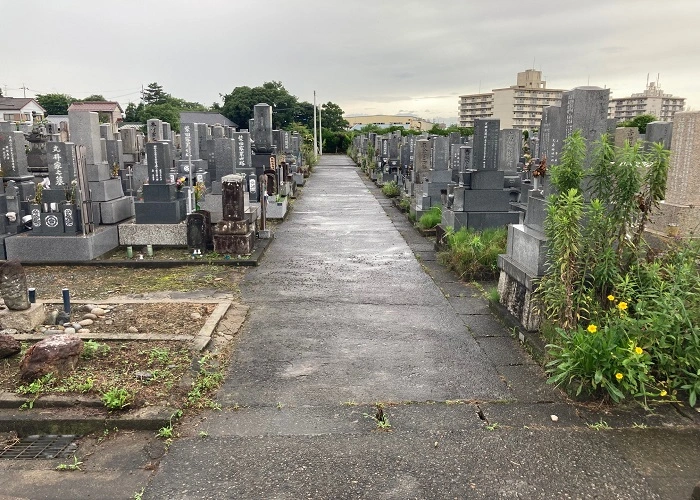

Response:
(540, 130), (700, 406)
(381, 181), (400, 198)
(398, 198), (411, 212)
(418, 206), (441, 229)
(438, 226), (507, 281)
(101, 387), (132, 410)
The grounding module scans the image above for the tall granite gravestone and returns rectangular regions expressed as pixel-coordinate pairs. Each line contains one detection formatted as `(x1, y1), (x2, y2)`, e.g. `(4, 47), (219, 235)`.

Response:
(649, 111), (700, 237)
(233, 131), (256, 195)
(498, 86), (611, 330)
(250, 104), (276, 202)
(213, 174), (255, 254)
(0, 121), (35, 203)
(614, 127), (641, 148)
(498, 129), (522, 171)
(134, 142), (186, 224)
(441, 119), (520, 231)
(147, 119), (164, 142)
(179, 122), (209, 191)
(645, 121), (673, 151)
(472, 119), (500, 171)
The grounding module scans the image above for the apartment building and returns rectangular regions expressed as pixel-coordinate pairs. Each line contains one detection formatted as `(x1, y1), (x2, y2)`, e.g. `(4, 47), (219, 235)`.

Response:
(459, 69), (565, 130)
(608, 81), (685, 123)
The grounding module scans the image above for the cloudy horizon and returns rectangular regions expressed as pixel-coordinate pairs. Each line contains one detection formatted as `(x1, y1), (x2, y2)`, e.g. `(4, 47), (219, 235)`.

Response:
(3, 0), (699, 124)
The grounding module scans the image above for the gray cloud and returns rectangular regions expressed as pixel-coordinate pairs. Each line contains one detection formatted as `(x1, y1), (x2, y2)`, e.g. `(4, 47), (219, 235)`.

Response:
(2, 0), (698, 121)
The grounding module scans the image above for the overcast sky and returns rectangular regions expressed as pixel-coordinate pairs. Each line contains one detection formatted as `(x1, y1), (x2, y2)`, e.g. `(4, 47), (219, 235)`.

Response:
(3, 0), (699, 123)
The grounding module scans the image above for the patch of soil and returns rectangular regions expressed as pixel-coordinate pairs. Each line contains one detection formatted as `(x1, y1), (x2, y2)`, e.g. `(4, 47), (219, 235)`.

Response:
(39, 302), (216, 336)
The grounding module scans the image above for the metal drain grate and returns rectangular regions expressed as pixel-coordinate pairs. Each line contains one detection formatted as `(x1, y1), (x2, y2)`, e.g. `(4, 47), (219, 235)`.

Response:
(0, 435), (79, 460)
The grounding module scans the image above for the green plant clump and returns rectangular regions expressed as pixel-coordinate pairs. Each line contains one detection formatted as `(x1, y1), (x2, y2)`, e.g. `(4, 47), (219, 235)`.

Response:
(438, 226), (507, 281)
(418, 206), (442, 229)
(540, 130), (700, 407)
(381, 181), (400, 198)
(101, 387), (132, 410)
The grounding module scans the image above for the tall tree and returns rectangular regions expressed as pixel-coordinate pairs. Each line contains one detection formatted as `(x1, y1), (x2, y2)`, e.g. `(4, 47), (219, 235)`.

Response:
(35, 93), (76, 115)
(320, 102), (349, 132)
(221, 81), (298, 129)
(139, 103), (180, 131)
(142, 82), (169, 105)
(124, 102), (142, 122)
(619, 114), (657, 134)
(80, 94), (107, 102)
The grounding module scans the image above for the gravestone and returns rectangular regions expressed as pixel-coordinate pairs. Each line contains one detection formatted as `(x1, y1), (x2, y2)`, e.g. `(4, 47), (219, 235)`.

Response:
(645, 121), (673, 150)
(472, 119), (500, 170)
(498, 129), (522, 171)
(413, 139), (431, 182)
(135, 142), (186, 224)
(213, 174), (255, 254)
(0, 122), (33, 182)
(0, 261), (30, 310)
(614, 127), (641, 147)
(147, 119), (164, 142)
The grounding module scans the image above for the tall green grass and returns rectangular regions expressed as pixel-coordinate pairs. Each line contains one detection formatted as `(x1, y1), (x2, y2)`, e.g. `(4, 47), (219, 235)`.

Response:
(418, 206), (441, 229)
(438, 226), (508, 280)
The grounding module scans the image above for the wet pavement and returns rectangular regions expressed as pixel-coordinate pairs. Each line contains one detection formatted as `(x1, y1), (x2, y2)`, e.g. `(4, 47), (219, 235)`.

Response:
(139, 155), (700, 499)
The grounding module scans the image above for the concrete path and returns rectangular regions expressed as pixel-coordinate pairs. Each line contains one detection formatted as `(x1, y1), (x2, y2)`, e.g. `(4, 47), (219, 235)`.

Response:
(145, 156), (700, 499)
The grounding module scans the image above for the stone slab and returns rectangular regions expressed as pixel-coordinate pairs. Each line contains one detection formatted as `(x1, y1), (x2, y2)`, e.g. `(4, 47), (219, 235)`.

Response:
(134, 198), (187, 224)
(0, 302), (45, 331)
(118, 222), (187, 246)
(88, 178), (124, 202)
(5, 225), (119, 262)
(99, 196), (135, 224)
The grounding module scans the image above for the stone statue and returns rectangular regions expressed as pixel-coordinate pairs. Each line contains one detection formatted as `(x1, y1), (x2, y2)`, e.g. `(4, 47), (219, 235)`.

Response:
(0, 261), (31, 310)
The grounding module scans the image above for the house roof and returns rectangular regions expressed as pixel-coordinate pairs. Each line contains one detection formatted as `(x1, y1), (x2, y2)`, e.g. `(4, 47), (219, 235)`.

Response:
(68, 101), (124, 113)
(0, 97), (46, 112)
(180, 111), (237, 128)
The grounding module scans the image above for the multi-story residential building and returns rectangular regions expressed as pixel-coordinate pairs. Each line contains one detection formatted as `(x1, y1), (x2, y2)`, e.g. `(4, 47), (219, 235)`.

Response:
(344, 114), (434, 131)
(459, 69), (565, 130)
(608, 81), (685, 123)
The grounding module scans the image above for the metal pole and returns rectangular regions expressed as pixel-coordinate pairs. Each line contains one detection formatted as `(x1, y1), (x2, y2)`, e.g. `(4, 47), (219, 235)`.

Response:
(313, 91), (318, 158)
(319, 100), (322, 156)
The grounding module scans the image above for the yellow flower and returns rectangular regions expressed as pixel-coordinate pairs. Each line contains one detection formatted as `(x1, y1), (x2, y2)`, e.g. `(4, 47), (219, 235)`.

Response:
(615, 372), (624, 381)
(660, 390), (667, 397)
(634, 347), (643, 355)
(617, 301), (628, 311)
(607, 294), (615, 301)
(587, 324), (598, 334)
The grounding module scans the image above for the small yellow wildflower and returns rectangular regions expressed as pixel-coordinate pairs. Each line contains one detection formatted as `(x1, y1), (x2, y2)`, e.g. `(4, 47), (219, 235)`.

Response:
(615, 372), (624, 381)
(634, 347), (643, 355)
(660, 390), (667, 397)
(587, 324), (598, 334)
(617, 301), (628, 311)
(607, 294), (615, 301)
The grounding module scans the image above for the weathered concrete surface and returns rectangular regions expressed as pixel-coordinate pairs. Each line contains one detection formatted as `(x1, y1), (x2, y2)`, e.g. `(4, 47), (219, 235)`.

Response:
(140, 156), (700, 499)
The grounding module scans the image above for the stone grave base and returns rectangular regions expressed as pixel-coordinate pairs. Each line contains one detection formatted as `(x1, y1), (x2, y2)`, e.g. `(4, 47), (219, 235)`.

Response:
(118, 222), (187, 246)
(648, 201), (700, 238)
(213, 232), (254, 255)
(5, 226), (119, 262)
(497, 256), (541, 332)
(199, 195), (260, 226)
(98, 197), (135, 224)
(441, 210), (521, 232)
(292, 172), (305, 187)
(0, 302), (45, 331)
(266, 198), (288, 220)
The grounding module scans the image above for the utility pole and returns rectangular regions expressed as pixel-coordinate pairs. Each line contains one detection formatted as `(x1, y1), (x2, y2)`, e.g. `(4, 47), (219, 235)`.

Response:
(319, 100), (322, 157)
(313, 91), (318, 158)
(21, 83), (28, 98)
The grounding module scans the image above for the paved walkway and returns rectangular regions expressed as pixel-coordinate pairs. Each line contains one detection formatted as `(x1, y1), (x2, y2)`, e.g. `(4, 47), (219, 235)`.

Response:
(145, 156), (700, 499)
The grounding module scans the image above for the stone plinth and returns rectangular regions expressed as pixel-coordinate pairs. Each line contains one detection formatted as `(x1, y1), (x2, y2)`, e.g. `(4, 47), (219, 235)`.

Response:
(0, 302), (46, 331)
(118, 222), (187, 246)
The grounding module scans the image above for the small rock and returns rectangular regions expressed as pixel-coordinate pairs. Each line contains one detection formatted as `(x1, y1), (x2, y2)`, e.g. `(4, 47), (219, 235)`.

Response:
(45, 329), (63, 335)
(104, 319), (113, 325)
(46, 311), (59, 325)
(82, 313), (97, 321)
(77, 328), (90, 334)
(56, 311), (71, 325)
(78, 304), (97, 313)
(125, 309), (133, 315)
(72, 323), (82, 331)
(692, 481), (700, 500)
(91, 307), (106, 316)
(128, 326), (139, 333)
(551, 415), (559, 422)
(64, 327), (76, 334)
(79, 318), (94, 327)
(190, 312), (202, 320)
(135, 371), (153, 381)
(0, 334), (21, 359)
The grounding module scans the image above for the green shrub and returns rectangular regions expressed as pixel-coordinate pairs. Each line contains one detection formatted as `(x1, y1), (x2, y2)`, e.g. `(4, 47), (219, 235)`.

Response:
(438, 226), (507, 280)
(381, 181), (400, 198)
(398, 198), (411, 212)
(418, 206), (441, 229)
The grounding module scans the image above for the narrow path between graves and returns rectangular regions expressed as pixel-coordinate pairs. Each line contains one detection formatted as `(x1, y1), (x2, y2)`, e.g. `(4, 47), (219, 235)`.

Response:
(144, 155), (675, 499)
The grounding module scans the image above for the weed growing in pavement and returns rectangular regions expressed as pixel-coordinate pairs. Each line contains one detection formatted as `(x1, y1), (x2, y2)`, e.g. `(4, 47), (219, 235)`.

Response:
(363, 403), (391, 430)
(55, 456), (83, 471)
(157, 410), (183, 439)
(199, 431), (209, 438)
(632, 422), (648, 429)
(484, 422), (500, 431)
(587, 418), (611, 431)
(342, 401), (358, 406)
(101, 387), (132, 410)
(17, 373), (55, 409)
(97, 427), (118, 444)
(133, 488), (145, 500)
(186, 354), (224, 409)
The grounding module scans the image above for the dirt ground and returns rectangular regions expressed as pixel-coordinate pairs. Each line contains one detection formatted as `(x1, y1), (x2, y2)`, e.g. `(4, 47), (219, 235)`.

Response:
(0, 264), (247, 410)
